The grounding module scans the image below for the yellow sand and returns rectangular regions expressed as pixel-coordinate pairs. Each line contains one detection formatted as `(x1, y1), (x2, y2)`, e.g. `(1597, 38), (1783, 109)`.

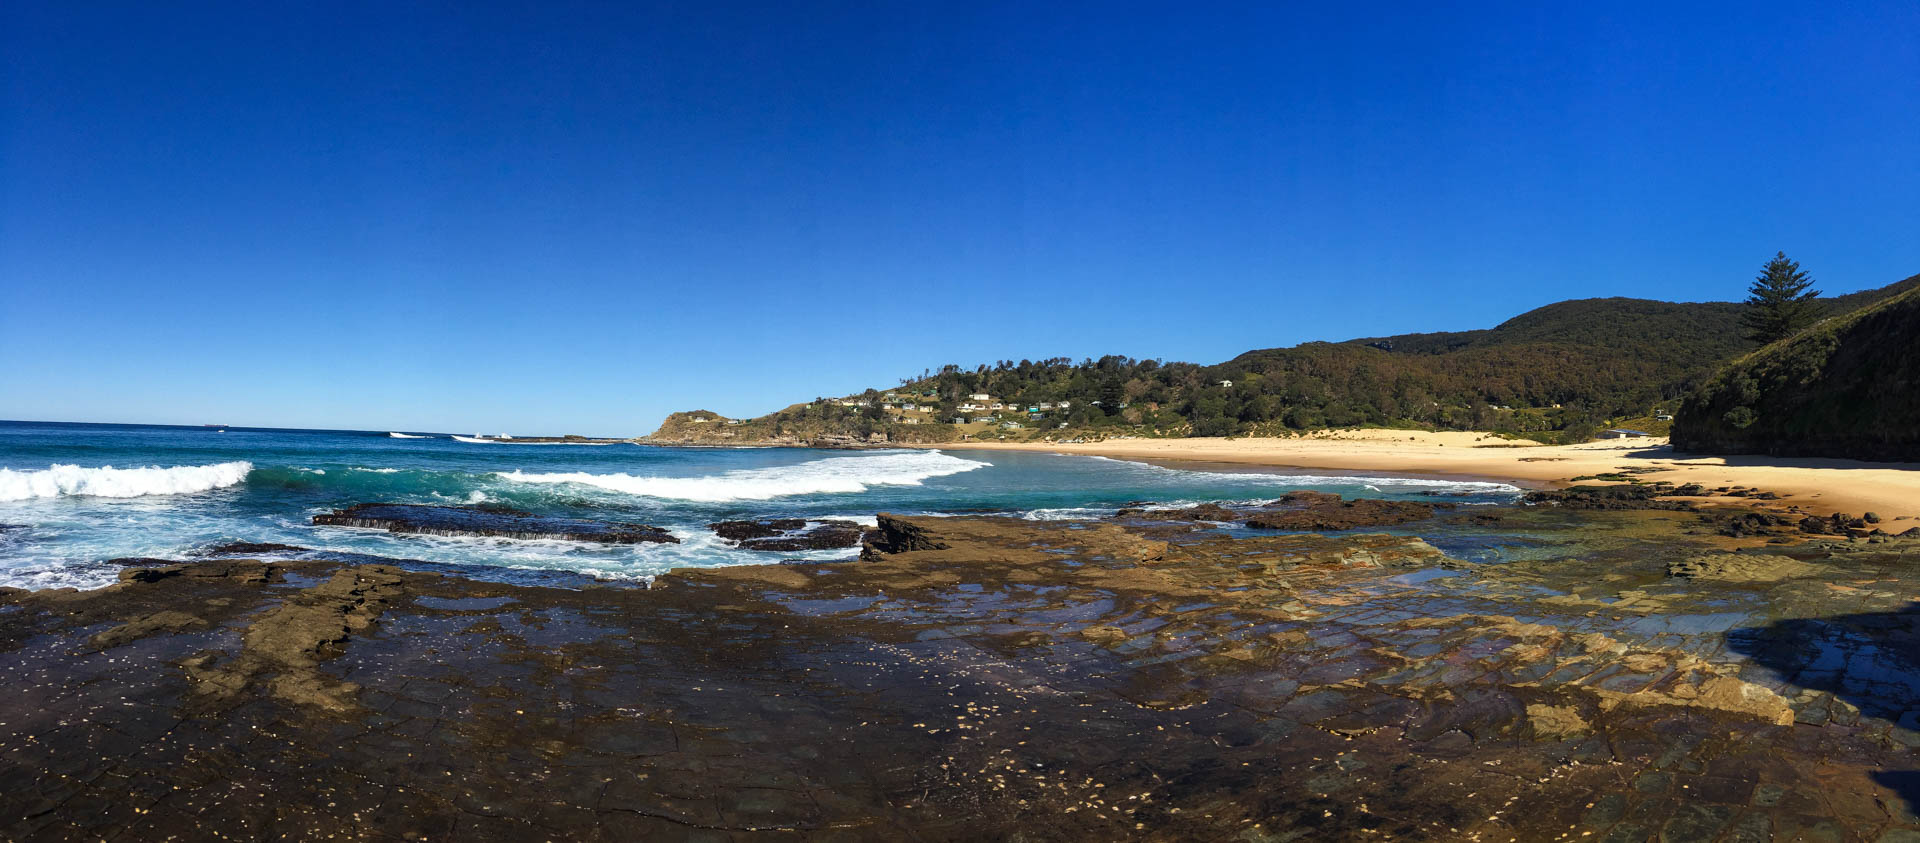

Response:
(934, 430), (1920, 522)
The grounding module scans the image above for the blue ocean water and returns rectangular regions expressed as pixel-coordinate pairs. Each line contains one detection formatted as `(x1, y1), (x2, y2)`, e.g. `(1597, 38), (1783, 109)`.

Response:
(0, 421), (1521, 589)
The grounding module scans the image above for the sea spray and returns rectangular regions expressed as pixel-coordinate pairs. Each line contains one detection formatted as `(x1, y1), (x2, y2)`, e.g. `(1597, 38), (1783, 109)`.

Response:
(0, 462), (253, 501)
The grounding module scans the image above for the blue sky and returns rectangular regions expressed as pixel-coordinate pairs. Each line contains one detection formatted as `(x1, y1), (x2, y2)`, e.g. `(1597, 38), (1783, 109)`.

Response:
(4, 2), (1917, 435)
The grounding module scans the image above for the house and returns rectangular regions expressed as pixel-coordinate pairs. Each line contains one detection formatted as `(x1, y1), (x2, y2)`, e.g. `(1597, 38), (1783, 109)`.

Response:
(900, 417), (921, 425)
(969, 393), (991, 401)
(1655, 414), (1674, 421)
(1218, 380), (1233, 388)
(958, 402), (984, 411)
(991, 403), (1008, 410)
(1598, 429), (1653, 439)
(952, 417), (969, 425)
(901, 403), (917, 411)
(1057, 401), (1072, 409)
(1001, 422), (1023, 430)
(1038, 402), (1055, 410)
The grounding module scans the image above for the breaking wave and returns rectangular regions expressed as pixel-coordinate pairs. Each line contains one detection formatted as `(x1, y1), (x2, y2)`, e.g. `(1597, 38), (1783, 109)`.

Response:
(0, 462), (254, 502)
(498, 451), (987, 502)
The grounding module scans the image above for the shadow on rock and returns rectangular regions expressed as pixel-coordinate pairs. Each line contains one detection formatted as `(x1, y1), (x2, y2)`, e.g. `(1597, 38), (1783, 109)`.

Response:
(1727, 601), (1920, 814)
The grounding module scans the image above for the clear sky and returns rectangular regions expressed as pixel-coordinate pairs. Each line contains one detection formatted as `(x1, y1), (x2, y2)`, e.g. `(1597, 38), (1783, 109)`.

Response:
(4, 2), (1917, 435)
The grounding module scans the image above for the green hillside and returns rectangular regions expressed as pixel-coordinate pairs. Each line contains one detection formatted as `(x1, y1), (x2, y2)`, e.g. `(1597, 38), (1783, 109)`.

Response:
(1671, 278), (1920, 461)
(651, 272), (1919, 445)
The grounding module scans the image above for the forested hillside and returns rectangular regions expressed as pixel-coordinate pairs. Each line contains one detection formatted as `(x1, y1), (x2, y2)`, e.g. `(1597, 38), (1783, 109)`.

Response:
(1672, 279), (1920, 461)
(650, 273), (1920, 445)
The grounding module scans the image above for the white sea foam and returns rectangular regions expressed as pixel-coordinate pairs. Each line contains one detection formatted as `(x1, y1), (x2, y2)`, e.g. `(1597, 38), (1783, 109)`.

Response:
(0, 462), (253, 502)
(498, 450), (987, 502)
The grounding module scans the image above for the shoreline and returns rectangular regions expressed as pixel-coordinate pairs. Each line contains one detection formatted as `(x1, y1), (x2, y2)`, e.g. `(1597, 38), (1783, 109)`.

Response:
(926, 430), (1920, 523)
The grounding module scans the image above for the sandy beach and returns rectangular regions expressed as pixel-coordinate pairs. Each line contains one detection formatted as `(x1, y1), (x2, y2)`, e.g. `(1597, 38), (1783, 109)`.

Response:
(938, 429), (1920, 523)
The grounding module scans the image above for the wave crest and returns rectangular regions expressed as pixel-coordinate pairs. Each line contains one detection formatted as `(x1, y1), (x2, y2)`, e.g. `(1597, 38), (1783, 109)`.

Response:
(0, 462), (254, 502)
(498, 451), (985, 502)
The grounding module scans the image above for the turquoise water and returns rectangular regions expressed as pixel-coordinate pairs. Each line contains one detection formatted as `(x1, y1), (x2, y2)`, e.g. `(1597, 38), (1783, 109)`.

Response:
(0, 421), (1521, 589)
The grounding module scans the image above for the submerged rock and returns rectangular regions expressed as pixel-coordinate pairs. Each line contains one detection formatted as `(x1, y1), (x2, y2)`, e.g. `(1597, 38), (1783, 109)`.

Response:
(1117, 491), (1445, 532)
(1666, 553), (1819, 582)
(313, 503), (678, 544)
(1244, 496), (1442, 531)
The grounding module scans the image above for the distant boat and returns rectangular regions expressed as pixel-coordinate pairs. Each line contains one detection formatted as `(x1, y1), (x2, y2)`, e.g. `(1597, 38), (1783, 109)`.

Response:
(451, 435), (497, 444)
(388, 432), (428, 439)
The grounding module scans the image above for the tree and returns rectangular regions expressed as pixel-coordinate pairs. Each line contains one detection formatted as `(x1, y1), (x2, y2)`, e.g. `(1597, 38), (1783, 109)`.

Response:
(1741, 252), (1822, 345)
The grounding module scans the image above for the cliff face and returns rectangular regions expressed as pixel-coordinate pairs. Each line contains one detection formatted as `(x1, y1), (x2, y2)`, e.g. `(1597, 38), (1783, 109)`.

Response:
(1672, 282), (1920, 461)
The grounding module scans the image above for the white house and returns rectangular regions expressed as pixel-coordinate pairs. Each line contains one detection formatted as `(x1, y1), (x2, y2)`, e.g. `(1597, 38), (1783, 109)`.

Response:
(969, 393), (991, 401)
(1598, 429), (1653, 440)
(1219, 380), (1234, 388)
(1038, 402), (1055, 410)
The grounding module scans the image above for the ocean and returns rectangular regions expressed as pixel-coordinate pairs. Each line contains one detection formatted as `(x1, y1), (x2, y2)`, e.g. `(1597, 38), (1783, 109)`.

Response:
(0, 420), (1521, 590)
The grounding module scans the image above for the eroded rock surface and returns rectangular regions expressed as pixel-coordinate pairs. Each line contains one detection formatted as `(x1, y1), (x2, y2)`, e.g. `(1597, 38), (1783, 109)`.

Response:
(2, 512), (1918, 840)
(314, 503), (679, 544)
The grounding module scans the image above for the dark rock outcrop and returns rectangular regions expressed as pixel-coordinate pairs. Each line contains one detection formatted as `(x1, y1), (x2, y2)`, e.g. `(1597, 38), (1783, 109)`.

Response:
(1523, 484), (1698, 511)
(1114, 502), (1242, 522)
(709, 519), (871, 551)
(860, 513), (954, 559)
(313, 504), (678, 544)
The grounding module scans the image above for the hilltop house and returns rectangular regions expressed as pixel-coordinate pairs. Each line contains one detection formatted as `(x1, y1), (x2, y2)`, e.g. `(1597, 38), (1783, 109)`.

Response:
(1219, 380), (1234, 388)
(969, 393), (991, 401)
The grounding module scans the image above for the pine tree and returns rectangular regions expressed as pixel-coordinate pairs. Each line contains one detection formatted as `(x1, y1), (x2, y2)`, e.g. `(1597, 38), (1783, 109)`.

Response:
(1741, 252), (1822, 345)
